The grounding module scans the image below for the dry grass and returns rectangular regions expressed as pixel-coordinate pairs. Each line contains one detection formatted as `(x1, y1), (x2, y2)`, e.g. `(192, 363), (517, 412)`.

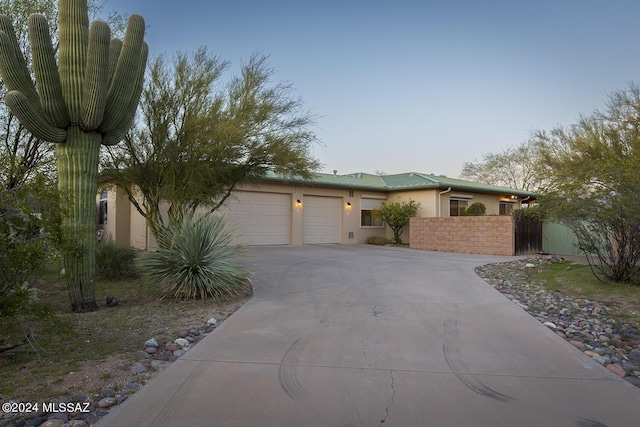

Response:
(0, 270), (250, 403)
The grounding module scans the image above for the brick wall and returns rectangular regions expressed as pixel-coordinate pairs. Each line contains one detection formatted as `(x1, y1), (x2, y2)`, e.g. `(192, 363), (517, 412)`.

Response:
(409, 216), (514, 256)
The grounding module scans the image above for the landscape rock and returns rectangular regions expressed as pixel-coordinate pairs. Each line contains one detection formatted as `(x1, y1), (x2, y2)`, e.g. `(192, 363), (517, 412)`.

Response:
(144, 338), (158, 348)
(174, 338), (189, 347)
(98, 397), (116, 409)
(207, 318), (217, 326)
(607, 363), (626, 378)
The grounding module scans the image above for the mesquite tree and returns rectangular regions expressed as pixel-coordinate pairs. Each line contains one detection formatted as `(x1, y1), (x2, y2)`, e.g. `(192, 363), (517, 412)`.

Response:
(0, 0), (147, 311)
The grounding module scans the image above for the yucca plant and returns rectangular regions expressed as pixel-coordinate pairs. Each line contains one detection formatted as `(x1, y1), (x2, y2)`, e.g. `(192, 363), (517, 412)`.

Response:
(143, 214), (251, 301)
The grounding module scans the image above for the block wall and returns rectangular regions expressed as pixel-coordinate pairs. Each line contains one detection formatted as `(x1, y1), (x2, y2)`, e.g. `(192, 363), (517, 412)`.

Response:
(410, 216), (514, 256)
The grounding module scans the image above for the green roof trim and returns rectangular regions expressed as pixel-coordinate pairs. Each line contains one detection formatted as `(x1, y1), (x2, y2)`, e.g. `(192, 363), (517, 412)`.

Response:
(257, 171), (536, 198)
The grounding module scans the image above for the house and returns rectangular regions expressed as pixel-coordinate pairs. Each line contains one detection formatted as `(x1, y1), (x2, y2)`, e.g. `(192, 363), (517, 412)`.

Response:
(97, 171), (535, 250)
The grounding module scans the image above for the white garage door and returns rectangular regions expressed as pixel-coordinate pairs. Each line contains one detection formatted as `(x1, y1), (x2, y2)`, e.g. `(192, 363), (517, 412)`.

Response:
(221, 191), (290, 245)
(303, 196), (341, 244)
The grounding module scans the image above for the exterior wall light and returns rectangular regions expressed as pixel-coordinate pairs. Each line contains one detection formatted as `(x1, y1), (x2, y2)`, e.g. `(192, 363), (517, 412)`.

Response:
(296, 199), (302, 207)
(346, 202), (352, 208)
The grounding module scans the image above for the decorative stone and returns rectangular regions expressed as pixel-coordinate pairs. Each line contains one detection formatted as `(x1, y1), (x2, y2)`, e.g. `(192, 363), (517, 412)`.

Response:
(144, 338), (158, 347)
(173, 349), (187, 357)
(42, 420), (64, 427)
(47, 413), (68, 423)
(525, 263), (535, 268)
(543, 322), (557, 329)
(100, 386), (116, 398)
(174, 338), (189, 347)
(98, 397), (116, 408)
(166, 344), (179, 352)
(207, 318), (217, 326)
(105, 296), (118, 307)
(145, 347), (157, 354)
(132, 362), (149, 373)
(607, 363), (626, 378)
(178, 330), (188, 338)
(151, 360), (171, 371)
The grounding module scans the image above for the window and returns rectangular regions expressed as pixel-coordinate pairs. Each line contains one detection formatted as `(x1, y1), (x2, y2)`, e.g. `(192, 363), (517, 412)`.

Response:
(361, 210), (383, 227)
(99, 189), (108, 225)
(499, 202), (514, 215)
(449, 199), (468, 216)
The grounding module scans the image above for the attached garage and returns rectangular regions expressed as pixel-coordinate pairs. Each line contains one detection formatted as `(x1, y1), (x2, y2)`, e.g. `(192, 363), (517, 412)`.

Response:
(221, 191), (291, 245)
(303, 196), (342, 244)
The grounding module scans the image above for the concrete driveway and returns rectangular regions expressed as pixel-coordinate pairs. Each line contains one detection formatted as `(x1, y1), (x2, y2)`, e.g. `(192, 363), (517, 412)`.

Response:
(100, 245), (640, 426)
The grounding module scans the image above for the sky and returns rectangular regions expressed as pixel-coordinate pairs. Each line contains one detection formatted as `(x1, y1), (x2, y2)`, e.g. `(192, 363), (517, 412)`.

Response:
(100, 0), (640, 178)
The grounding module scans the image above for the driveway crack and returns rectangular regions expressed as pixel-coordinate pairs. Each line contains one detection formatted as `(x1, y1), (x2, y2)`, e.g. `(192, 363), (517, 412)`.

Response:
(379, 370), (396, 425)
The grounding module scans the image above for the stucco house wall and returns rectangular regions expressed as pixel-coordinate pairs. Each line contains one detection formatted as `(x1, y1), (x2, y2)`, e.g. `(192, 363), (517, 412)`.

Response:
(97, 171), (534, 250)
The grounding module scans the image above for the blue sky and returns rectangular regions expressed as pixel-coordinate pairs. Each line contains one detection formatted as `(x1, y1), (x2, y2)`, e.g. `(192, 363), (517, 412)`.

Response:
(100, 0), (640, 178)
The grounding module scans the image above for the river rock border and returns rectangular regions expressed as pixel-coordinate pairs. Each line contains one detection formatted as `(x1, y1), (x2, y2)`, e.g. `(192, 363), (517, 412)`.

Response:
(0, 318), (220, 427)
(476, 257), (640, 389)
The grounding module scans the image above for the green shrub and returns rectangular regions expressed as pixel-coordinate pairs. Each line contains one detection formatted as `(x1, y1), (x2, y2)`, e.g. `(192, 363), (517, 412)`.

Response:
(366, 236), (393, 245)
(96, 241), (138, 280)
(0, 181), (57, 354)
(464, 202), (486, 216)
(143, 215), (251, 300)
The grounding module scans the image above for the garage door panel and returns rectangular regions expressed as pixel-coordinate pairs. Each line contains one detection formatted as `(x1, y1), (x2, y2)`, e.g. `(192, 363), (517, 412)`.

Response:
(303, 196), (341, 244)
(221, 192), (290, 245)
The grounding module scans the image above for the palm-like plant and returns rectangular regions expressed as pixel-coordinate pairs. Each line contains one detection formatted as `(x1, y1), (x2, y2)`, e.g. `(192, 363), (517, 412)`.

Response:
(144, 214), (251, 300)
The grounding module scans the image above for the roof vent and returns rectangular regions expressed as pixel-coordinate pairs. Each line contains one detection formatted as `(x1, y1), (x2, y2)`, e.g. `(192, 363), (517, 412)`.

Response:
(409, 172), (414, 177)
(440, 175), (447, 178)
(333, 170), (337, 176)
(357, 172), (362, 179)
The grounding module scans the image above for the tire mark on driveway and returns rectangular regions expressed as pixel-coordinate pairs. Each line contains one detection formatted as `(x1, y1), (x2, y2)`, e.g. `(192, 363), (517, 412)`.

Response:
(278, 337), (311, 401)
(442, 308), (515, 402)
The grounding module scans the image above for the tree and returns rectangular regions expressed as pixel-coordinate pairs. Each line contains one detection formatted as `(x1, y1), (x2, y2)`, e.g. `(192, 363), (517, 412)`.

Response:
(375, 199), (420, 244)
(101, 49), (319, 241)
(460, 140), (549, 192)
(0, 0), (147, 311)
(535, 83), (640, 283)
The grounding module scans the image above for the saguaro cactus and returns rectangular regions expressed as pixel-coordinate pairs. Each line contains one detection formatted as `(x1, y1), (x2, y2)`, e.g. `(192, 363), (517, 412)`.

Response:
(0, 0), (147, 311)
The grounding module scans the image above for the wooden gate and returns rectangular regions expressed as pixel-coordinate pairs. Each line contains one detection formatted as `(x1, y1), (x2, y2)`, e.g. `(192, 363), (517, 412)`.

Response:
(514, 211), (543, 255)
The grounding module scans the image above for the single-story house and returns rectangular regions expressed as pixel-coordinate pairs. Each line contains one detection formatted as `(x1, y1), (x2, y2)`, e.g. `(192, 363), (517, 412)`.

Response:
(97, 171), (535, 250)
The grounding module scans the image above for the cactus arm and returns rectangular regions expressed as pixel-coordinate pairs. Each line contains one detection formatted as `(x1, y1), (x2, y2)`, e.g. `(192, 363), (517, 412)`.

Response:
(80, 20), (110, 130)
(28, 14), (70, 129)
(6, 90), (67, 142)
(58, 0), (89, 119)
(99, 14), (145, 134)
(108, 38), (122, 84)
(0, 20), (40, 109)
(102, 41), (147, 146)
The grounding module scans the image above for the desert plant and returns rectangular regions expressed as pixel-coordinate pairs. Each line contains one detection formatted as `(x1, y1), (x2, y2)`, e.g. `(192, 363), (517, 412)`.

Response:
(464, 202), (486, 216)
(366, 235), (393, 245)
(0, 180), (57, 354)
(95, 241), (137, 280)
(143, 214), (251, 300)
(0, 0), (147, 311)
